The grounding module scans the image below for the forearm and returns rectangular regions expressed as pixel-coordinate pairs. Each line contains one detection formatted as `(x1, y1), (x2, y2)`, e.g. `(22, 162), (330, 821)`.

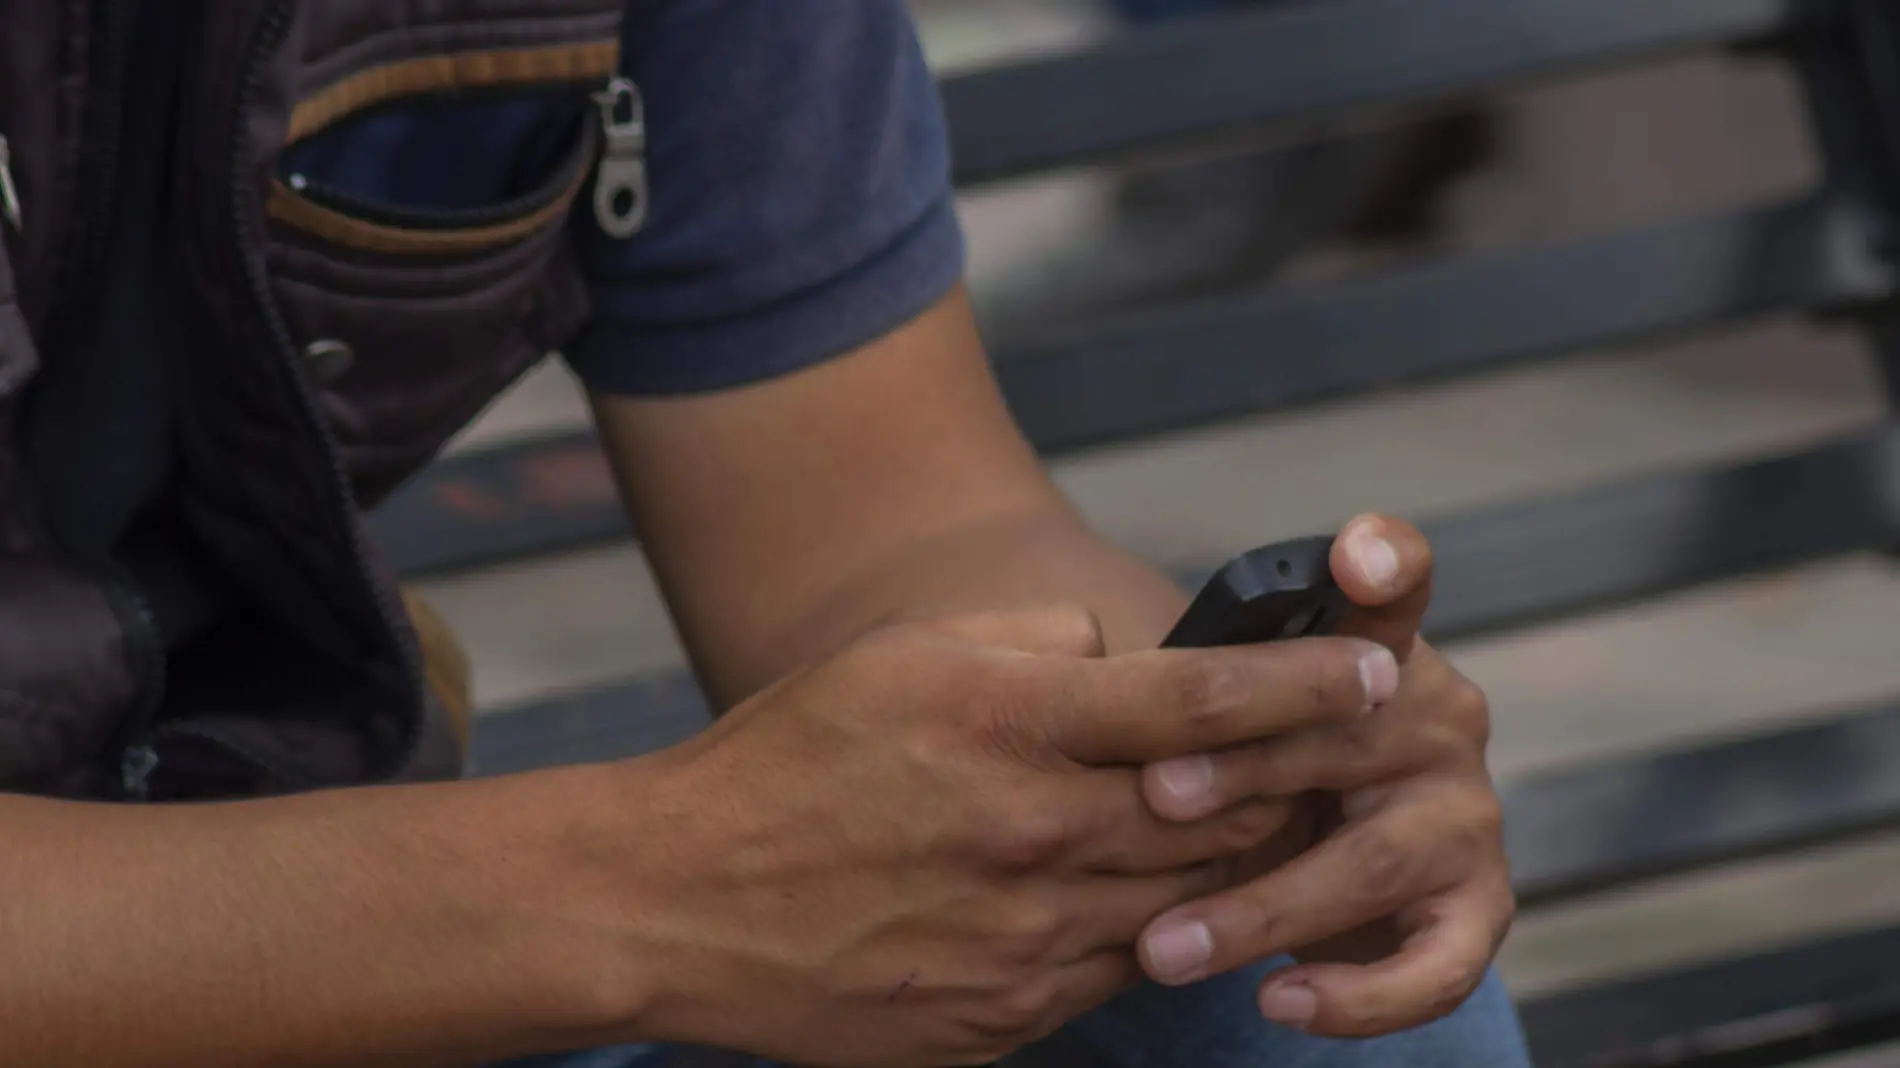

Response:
(591, 286), (1189, 708)
(833, 506), (1188, 652)
(1, 768), (651, 1067)
(713, 504), (1189, 700)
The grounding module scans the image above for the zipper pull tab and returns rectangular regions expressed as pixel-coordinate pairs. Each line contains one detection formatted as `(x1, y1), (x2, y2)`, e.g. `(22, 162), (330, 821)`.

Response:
(121, 744), (160, 801)
(0, 134), (22, 233)
(591, 76), (648, 239)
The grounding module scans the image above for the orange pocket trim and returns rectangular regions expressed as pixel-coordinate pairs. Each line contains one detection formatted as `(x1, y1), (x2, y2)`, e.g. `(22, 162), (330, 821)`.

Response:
(287, 39), (622, 145)
(265, 150), (589, 256)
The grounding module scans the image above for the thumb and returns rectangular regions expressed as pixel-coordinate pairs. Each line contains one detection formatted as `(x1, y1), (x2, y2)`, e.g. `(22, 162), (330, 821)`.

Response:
(1331, 514), (1432, 660)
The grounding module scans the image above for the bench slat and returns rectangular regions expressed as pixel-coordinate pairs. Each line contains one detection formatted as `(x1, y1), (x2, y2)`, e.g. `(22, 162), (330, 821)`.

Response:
(377, 430), (613, 581)
(378, 198), (1886, 578)
(1002, 195), (1885, 454)
(1508, 699), (1900, 906)
(1522, 923), (1900, 1068)
(1425, 426), (1900, 639)
(943, 0), (1802, 185)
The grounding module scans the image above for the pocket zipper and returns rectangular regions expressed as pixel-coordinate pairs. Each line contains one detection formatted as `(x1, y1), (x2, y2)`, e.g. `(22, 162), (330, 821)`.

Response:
(285, 111), (600, 233)
(0, 133), (22, 232)
(591, 76), (648, 239)
(277, 73), (650, 241)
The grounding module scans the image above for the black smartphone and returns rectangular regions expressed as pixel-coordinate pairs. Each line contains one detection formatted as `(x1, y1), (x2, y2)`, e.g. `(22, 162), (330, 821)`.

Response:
(1162, 535), (1349, 649)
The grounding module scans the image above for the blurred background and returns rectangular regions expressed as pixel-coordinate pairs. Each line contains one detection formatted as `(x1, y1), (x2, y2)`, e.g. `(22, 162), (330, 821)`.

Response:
(422, 0), (1900, 1038)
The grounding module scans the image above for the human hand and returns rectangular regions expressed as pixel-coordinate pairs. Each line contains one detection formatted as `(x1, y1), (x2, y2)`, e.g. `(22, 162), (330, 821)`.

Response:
(612, 605), (1398, 1066)
(1134, 514), (1513, 1038)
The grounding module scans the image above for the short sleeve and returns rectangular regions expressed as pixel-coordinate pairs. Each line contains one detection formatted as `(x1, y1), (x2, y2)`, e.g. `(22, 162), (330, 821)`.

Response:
(565, 0), (966, 395)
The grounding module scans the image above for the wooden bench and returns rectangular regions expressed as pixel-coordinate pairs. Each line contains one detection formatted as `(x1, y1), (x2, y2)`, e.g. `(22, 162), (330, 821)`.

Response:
(375, 1), (1900, 1063)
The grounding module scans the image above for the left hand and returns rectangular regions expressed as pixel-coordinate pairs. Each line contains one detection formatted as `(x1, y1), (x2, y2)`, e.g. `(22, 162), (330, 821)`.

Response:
(1132, 514), (1514, 1038)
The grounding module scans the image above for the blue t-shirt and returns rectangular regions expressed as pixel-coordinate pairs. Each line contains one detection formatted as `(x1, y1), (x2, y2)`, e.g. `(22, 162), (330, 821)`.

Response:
(281, 0), (965, 395)
(285, 1), (963, 396)
(569, 0), (966, 394)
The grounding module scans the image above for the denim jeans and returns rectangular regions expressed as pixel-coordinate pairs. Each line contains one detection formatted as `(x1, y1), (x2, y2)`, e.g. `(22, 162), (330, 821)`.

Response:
(499, 960), (1530, 1068)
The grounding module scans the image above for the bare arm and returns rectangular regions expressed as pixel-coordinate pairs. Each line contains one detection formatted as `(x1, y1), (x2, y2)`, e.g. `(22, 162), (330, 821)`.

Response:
(592, 285), (1188, 707)
(0, 766), (662, 1068)
(595, 287), (1516, 1041)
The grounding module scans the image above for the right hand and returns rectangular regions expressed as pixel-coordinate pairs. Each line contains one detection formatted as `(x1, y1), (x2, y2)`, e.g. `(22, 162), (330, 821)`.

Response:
(607, 606), (1397, 1066)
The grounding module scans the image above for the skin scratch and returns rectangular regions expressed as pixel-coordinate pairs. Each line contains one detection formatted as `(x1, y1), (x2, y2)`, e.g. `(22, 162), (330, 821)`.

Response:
(888, 970), (921, 1003)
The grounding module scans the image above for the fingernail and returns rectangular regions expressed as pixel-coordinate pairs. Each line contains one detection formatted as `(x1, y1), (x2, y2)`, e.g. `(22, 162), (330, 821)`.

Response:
(1345, 525), (1400, 592)
(1259, 981), (1319, 1028)
(1143, 919), (1213, 984)
(1359, 645), (1399, 712)
(1153, 755), (1215, 809)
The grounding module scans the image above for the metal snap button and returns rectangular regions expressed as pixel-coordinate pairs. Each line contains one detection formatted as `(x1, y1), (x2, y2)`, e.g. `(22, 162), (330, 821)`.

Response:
(303, 338), (355, 384)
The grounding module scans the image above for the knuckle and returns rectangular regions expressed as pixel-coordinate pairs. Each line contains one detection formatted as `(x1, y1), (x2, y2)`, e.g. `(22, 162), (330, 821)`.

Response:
(977, 804), (1074, 871)
(990, 899), (1069, 964)
(1219, 801), (1290, 851)
(1231, 888), (1291, 951)
(1400, 524), (1437, 581)
(1335, 719), (1389, 772)
(1331, 997), (1385, 1037)
(972, 980), (1061, 1046)
(1170, 657), (1251, 730)
(964, 693), (1042, 762)
(1443, 678), (1492, 748)
(1228, 738), (1298, 791)
(1465, 790), (1506, 840)
(961, 668), (1064, 764)
(1343, 824), (1418, 908)
(1043, 604), (1108, 658)
(1423, 960), (1487, 1021)
(1183, 857), (1237, 898)
(844, 620), (932, 668)
(1414, 722), (1469, 769)
(1494, 885), (1520, 940)
(998, 976), (1063, 1034)
(1303, 648), (1363, 717)
(1434, 788), (1505, 872)
(835, 626), (980, 714)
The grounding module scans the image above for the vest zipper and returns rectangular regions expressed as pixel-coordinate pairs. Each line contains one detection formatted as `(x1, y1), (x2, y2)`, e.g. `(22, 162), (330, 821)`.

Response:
(33, 0), (171, 798)
(218, 0), (427, 785)
(52, 0), (134, 350)
(120, 741), (160, 800)
(0, 134), (22, 233)
(100, 574), (166, 799)
(591, 75), (648, 239)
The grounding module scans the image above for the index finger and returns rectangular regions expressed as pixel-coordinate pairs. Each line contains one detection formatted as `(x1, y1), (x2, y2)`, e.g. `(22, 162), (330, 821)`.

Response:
(1043, 638), (1399, 765)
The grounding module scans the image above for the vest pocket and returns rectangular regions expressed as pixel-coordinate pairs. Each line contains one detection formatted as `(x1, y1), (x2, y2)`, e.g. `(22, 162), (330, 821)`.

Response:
(261, 80), (606, 506)
(267, 82), (602, 258)
(268, 115), (596, 258)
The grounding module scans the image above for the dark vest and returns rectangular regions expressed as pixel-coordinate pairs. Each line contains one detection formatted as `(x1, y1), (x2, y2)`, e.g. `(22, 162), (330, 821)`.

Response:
(0, 0), (628, 800)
